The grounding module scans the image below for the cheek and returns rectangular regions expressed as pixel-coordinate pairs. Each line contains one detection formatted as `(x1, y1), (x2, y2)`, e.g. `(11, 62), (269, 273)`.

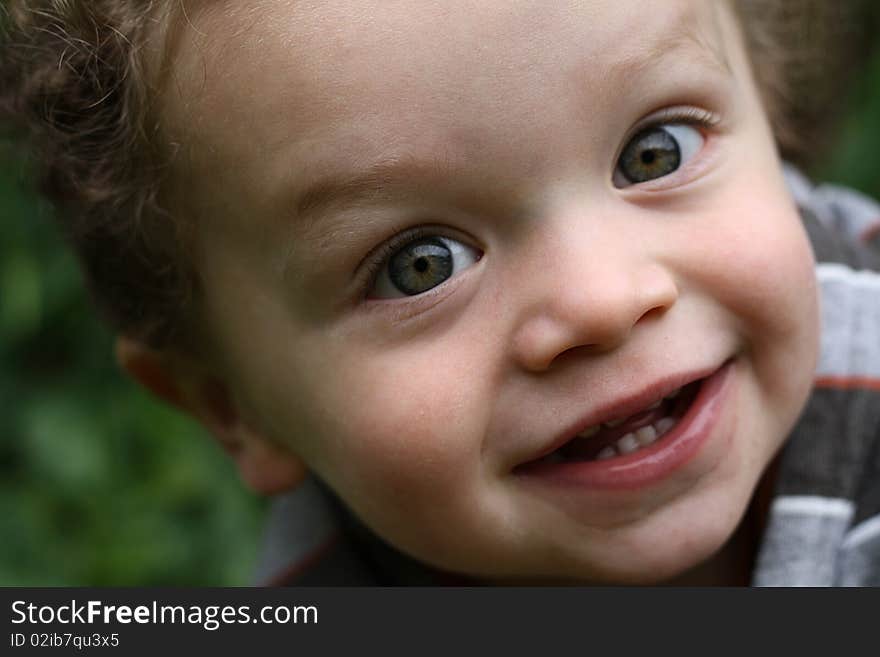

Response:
(678, 179), (819, 421)
(296, 335), (494, 532)
(681, 182), (818, 341)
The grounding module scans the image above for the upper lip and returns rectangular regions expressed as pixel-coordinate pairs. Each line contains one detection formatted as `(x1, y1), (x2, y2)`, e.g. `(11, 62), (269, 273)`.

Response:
(518, 363), (722, 466)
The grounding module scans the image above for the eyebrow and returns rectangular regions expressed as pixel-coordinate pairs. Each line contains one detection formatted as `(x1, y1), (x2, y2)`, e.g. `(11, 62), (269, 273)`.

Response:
(296, 157), (436, 223)
(291, 152), (463, 247)
(610, 13), (732, 85)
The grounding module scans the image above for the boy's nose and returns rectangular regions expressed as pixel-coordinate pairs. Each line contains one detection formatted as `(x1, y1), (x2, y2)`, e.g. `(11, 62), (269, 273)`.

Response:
(511, 254), (678, 373)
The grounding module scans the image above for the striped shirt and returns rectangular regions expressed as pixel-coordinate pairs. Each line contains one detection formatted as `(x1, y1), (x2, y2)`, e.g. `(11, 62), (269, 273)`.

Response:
(753, 166), (880, 586)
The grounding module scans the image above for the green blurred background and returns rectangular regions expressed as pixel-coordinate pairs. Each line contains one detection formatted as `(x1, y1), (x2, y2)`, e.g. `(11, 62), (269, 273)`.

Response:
(0, 166), (267, 584)
(2, 45), (880, 586)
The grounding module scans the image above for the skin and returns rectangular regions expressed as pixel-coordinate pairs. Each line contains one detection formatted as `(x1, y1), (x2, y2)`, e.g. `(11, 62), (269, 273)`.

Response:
(141, 0), (820, 583)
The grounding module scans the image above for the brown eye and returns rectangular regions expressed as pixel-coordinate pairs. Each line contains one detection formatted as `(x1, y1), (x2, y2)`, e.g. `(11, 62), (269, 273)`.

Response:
(614, 124), (704, 187)
(370, 236), (482, 299)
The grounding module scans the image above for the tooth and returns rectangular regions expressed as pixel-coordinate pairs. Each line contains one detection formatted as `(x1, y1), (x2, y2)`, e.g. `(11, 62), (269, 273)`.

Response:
(664, 388), (682, 400)
(616, 433), (639, 454)
(646, 399), (662, 411)
(635, 425), (658, 446)
(577, 425), (600, 439)
(655, 417), (676, 435)
(604, 417), (626, 428)
(596, 446), (617, 460)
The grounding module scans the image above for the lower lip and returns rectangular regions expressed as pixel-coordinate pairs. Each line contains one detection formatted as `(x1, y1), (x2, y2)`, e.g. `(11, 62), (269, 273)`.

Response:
(517, 360), (736, 491)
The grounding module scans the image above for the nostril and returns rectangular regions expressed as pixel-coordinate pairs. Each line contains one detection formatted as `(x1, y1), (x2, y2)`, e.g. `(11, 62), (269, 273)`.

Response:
(637, 304), (670, 324)
(547, 342), (611, 369)
(512, 264), (677, 372)
(637, 266), (679, 317)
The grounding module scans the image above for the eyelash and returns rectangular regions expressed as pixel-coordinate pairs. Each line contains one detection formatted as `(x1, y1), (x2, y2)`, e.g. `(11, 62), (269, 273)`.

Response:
(611, 105), (722, 188)
(632, 106), (721, 136)
(356, 225), (433, 298)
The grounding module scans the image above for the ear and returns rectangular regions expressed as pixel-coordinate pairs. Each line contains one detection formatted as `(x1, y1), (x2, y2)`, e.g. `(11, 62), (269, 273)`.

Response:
(115, 336), (307, 495)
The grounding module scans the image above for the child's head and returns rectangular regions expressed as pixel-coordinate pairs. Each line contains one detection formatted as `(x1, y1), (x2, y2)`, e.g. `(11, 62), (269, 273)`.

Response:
(1, 0), (862, 583)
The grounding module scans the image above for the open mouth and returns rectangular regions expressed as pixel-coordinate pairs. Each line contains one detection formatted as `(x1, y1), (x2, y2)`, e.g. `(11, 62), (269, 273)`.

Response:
(520, 378), (705, 469)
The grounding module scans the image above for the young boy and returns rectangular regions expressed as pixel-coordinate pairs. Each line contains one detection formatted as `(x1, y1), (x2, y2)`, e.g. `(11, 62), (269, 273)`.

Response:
(3, 0), (879, 585)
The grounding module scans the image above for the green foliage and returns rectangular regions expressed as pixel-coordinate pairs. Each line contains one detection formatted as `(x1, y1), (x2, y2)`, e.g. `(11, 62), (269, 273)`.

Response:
(814, 48), (880, 200)
(0, 156), (266, 585)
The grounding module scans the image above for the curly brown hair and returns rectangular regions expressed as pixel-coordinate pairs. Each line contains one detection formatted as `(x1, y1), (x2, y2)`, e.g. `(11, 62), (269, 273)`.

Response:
(0, 1), (874, 349)
(0, 0), (189, 348)
(736, 0), (874, 163)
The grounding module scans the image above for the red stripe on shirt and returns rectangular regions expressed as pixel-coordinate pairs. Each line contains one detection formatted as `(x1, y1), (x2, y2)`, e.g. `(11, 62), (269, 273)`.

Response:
(814, 375), (880, 391)
(260, 531), (342, 586)
(859, 219), (880, 243)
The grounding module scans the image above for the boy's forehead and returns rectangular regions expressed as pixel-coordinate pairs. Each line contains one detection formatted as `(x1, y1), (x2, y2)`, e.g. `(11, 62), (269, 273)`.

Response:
(161, 1), (732, 221)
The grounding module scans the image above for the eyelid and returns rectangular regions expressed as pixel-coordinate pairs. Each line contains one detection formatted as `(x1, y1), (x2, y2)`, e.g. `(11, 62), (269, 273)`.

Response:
(356, 224), (481, 300)
(356, 226), (429, 297)
(630, 106), (721, 135)
(614, 106), (720, 162)
(612, 105), (722, 189)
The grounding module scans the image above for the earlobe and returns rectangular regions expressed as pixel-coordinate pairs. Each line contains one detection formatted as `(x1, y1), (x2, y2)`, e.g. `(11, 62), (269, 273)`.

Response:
(234, 435), (309, 495)
(114, 336), (307, 494)
(115, 336), (188, 412)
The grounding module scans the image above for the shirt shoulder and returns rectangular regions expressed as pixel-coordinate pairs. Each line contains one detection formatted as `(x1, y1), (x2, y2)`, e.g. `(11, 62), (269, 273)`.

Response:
(752, 167), (880, 586)
(784, 164), (880, 269)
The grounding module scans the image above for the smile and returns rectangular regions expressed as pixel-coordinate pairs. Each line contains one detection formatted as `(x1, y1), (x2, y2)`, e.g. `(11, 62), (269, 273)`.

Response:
(515, 360), (736, 491)
(542, 381), (701, 463)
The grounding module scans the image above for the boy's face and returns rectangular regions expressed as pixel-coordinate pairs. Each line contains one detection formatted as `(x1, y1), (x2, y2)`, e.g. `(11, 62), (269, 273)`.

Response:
(165, 0), (819, 582)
